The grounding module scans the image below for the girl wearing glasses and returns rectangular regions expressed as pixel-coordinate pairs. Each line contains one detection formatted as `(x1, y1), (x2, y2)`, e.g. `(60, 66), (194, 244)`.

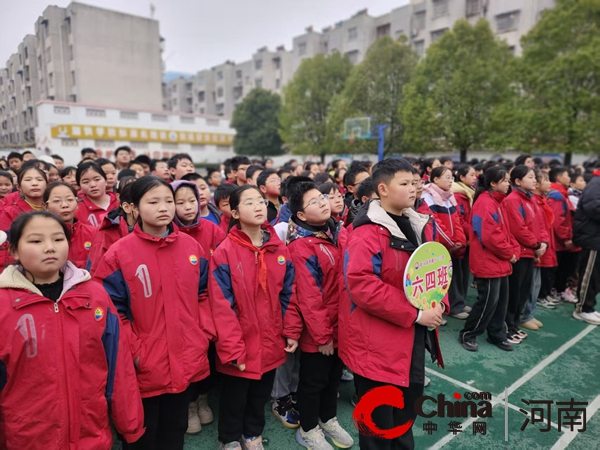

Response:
(418, 166), (468, 319)
(208, 185), (302, 450)
(43, 182), (97, 269)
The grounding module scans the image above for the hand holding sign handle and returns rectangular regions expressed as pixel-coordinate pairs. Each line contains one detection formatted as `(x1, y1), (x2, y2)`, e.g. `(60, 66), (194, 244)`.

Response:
(403, 242), (452, 330)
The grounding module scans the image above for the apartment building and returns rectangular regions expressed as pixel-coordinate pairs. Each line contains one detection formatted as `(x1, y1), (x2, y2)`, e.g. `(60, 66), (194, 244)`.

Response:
(166, 0), (555, 120)
(1, 2), (164, 146)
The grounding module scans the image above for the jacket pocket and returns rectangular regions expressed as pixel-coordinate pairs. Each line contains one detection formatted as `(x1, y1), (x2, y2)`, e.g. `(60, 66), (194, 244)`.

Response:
(4, 409), (61, 449)
(181, 324), (210, 380)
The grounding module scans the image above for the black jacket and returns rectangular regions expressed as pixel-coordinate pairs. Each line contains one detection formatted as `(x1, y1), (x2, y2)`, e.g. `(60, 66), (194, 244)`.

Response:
(573, 176), (600, 251)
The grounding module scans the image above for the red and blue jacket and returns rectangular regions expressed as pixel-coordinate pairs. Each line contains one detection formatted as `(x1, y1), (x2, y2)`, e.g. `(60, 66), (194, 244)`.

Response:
(208, 224), (303, 380)
(0, 196), (35, 271)
(68, 220), (97, 269)
(75, 192), (119, 228)
(287, 217), (348, 353)
(533, 193), (557, 268)
(93, 224), (211, 398)
(470, 191), (520, 278)
(87, 209), (131, 275)
(548, 183), (577, 252)
(0, 263), (145, 449)
(452, 182), (475, 245)
(340, 200), (448, 388)
(418, 191), (467, 254)
(502, 188), (549, 259)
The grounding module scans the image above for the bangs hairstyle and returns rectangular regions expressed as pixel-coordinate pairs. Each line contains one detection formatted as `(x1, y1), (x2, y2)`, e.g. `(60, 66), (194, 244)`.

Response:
(214, 183), (238, 207)
(257, 169), (278, 188)
(356, 177), (376, 201)
(76, 162), (106, 185)
(8, 211), (71, 256)
(167, 153), (193, 169)
(430, 166), (451, 182)
(18, 166), (48, 186)
(60, 166), (77, 179)
(0, 170), (14, 185)
(372, 158), (415, 196)
(474, 166), (507, 202)
(534, 168), (548, 184)
(96, 158), (116, 169)
(453, 164), (473, 181)
(130, 175), (174, 207)
(289, 181), (317, 216)
(228, 185), (264, 231)
(43, 181), (77, 203)
(318, 182), (340, 196)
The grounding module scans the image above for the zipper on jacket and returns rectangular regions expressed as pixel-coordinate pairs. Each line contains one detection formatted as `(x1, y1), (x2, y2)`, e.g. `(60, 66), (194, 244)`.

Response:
(254, 251), (258, 264)
(55, 303), (71, 445)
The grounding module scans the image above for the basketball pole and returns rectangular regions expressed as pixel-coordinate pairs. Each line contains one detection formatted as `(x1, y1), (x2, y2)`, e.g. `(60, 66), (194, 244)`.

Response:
(374, 124), (388, 162)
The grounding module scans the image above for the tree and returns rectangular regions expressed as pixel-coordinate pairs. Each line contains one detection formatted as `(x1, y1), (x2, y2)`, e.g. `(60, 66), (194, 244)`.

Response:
(279, 53), (353, 162)
(231, 88), (285, 158)
(400, 19), (516, 161)
(514, 0), (600, 164)
(326, 36), (419, 156)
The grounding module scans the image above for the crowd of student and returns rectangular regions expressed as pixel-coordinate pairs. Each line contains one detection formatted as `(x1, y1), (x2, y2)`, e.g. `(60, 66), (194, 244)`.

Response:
(0, 146), (599, 450)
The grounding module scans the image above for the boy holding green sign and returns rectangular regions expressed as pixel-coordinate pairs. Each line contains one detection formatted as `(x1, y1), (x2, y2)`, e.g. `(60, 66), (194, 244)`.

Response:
(340, 158), (448, 450)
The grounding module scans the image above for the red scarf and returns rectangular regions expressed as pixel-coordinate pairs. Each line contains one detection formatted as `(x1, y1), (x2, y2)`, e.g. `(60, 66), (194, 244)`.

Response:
(228, 232), (269, 294)
(550, 182), (574, 212)
(536, 194), (555, 226)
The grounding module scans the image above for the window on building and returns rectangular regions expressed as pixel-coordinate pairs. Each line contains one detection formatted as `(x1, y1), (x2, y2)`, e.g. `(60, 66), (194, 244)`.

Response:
(414, 11), (426, 30)
(65, 17), (72, 34)
(376, 24), (391, 39)
(24, 66), (30, 82)
(431, 28), (448, 42)
(198, 91), (205, 102)
(197, 76), (204, 85)
(496, 11), (520, 33)
(275, 79), (281, 89)
(199, 108), (205, 114)
(46, 49), (51, 63)
(236, 70), (242, 79)
(433, 0), (450, 19)
(24, 47), (28, 59)
(19, 54), (22, 65)
(25, 87), (31, 102)
(217, 71), (223, 80)
(71, 71), (76, 86)
(53, 105), (70, 114)
(172, 84), (177, 93)
(173, 99), (178, 106)
(348, 27), (358, 41)
(414, 40), (425, 57)
(234, 86), (243, 99)
(120, 111), (138, 120)
(255, 59), (263, 70)
(86, 108), (106, 118)
(49, 72), (54, 88)
(38, 55), (42, 68)
(68, 94), (77, 102)
(151, 114), (168, 122)
(298, 42), (307, 56)
(466, 0), (481, 17)
(69, 45), (73, 60)
(345, 50), (359, 64)
(180, 116), (195, 124)
(217, 87), (224, 97)
(255, 78), (263, 88)
(273, 58), (281, 70)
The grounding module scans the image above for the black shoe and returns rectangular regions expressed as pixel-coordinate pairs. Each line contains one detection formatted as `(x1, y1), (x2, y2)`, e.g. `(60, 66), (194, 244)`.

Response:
(486, 337), (514, 351)
(458, 334), (478, 352)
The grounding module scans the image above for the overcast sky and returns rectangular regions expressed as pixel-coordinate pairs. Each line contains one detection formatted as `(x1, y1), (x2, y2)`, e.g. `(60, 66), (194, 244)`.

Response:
(1, 0), (409, 74)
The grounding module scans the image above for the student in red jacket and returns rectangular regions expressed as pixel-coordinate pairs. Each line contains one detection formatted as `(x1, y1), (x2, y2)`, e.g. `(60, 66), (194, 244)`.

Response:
(208, 185), (302, 450)
(521, 170), (559, 331)
(418, 166), (468, 318)
(452, 164), (477, 314)
(341, 158), (447, 450)
(460, 166), (519, 352)
(94, 176), (212, 450)
(88, 181), (136, 275)
(214, 183), (238, 234)
(172, 179), (226, 434)
(287, 181), (354, 450)
(548, 166), (579, 303)
(420, 157), (441, 183)
(75, 162), (119, 227)
(0, 170), (14, 204)
(43, 182), (97, 269)
(0, 211), (144, 449)
(0, 166), (48, 271)
(502, 165), (549, 344)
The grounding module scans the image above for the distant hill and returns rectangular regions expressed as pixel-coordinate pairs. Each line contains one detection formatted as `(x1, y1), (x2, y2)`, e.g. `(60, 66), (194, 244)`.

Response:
(163, 71), (193, 83)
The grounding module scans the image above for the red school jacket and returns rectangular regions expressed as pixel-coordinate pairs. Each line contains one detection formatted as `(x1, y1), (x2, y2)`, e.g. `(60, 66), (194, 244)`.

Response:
(548, 183), (578, 252)
(470, 191), (520, 279)
(67, 220), (97, 269)
(208, 224), (303, 380)
(0, 191), (20, 211)
(502, 189), (549, 259)
(452, 182), (475, 244)
(0, 263), (145, 449)
(0, 197), (35, 272)
(532, 193), (557, 268)
(418, 191), (467, 253)
(340, 200), (448, 388)
(287, 218), (348, 353)
(75, 192), (119, 228)
(93, 224), (211, 398)
(87, 209), (131, 275)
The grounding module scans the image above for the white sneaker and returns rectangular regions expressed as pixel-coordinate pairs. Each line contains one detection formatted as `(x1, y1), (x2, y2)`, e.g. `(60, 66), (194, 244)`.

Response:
(319, 417), (354, 448)
(593, 311), (600, 319)
(241, 435), (264, 450)
(561, 289), (578, 304)
(186, 402), (201, 434)
(296, 426), (334, 450)
(220, 442), (242, 450)
(196, 394), (214, 425)
(341, 368), (354, 381)
(573, 311), (600, 325)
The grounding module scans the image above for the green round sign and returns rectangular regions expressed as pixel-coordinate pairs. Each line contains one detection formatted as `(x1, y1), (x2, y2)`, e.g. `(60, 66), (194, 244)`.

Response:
(403, 242), (452, 310)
